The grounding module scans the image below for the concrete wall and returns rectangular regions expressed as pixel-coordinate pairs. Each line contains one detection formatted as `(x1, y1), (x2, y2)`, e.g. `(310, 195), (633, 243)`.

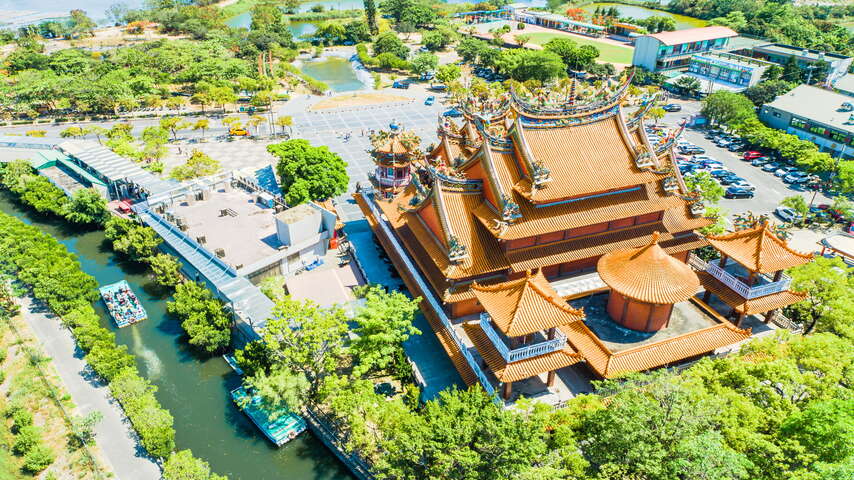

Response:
(632, 36), (661, 71)
(276, 208), (321, 246)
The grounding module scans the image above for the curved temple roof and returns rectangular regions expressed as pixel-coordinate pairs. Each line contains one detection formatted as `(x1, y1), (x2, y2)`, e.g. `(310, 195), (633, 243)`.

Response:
(472, 269), (585, 337)
(706, 221), (813, 274)
(597, 231), (700, 304)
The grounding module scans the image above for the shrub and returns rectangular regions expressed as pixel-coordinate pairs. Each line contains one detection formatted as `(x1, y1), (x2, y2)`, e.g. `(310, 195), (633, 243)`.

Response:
(22, 444), (54, 473)
(12, 409), (33, 432)
(13, 425), (42, 455)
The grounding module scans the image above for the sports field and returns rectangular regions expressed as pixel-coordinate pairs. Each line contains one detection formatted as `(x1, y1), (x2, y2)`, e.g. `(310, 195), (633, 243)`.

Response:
(526, 32), (635, 64)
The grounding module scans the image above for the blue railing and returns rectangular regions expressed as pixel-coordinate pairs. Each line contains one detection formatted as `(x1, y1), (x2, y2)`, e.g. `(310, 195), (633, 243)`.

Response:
(362, 190), (497, 399)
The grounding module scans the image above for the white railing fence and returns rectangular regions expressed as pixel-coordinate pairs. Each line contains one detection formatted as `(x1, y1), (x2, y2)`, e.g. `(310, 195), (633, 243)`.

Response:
(479, 314), (567, 363)
(689, 254), (791, 299)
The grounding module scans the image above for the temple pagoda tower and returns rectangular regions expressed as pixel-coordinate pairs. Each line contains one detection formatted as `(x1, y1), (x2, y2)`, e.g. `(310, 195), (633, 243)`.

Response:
(465, 270), (584, 400)
(598, 232), (700, 332)
(369, 124), (421, 197)
(697, 220), (812, 326)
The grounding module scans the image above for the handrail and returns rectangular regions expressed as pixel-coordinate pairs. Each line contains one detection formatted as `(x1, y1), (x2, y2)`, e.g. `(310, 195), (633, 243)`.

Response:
(691, 255), (792, 299)
(479, 314), (567, 363)
(361, 189), (497, 400)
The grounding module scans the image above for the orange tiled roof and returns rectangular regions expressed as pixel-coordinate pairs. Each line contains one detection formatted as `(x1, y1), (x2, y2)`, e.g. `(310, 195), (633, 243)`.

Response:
(464, 323), (582, 383)
(376, 182), (509, 281)
(472, 270), (584, 337)
(504, 222), (705, 272)
(697, 272), (808, 315)
(514, 117), (666, 203)
(597, 232), (700, 304)
(559, 318), (751, 378)
(706, 222), (813, 274)
(474, 182), (692, 241)
(373, 131), (418, 156)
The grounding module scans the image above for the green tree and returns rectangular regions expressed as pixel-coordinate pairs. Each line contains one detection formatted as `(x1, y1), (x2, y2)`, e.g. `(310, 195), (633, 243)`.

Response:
(70, 411), (103, 446)
(743, 80), (795, 106)
(192, 118), (210, 139)
(160, 116), (191, 141)
(410, 52), (438, 75)
(787, 256), (854, 336)
(60, 126), (86, 139)
(235, 340), (276, 377)
(422, 30), (451, 51)
(148, 253), (183, 287)
(781, 195), (809, 226)
(701, 91), (756, 127)
(684, 171), (724, 205)
(350, 286), (421, 375)
(104, 216), (161, 261)
(373, 31), (408, 59)
(780, 399), (854, 464)
(62, 188), (109, 225)
(648, 106), (666, 125)
(499, 49), (567, 82)
(163, 450), (227, 480)
(263, 296), (348, 396)
(674, 75), (702, 97)
(22, 444), (54, 473)
(436, 63), (461, 86)
(170, 149), (221, 181)
(69, 9), (96, 37)
(364, 0), (379, 35)
(267, 139), (348, 205)
(274, 115), (293, 136)
(167, 282), (231, 354)
(781, 55), (802, 83)
(245, 366), (310, 414)
(344, 20), (371, 43)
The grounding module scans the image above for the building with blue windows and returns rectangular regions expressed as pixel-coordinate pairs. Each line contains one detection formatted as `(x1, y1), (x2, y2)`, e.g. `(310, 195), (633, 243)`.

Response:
(632, 26), (738, 72)
(759, 85), (854, 160)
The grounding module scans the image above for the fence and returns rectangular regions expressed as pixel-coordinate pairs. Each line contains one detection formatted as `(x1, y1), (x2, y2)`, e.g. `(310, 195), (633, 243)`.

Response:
(479, 313), (567, 363)
(303, 405), (376, 480)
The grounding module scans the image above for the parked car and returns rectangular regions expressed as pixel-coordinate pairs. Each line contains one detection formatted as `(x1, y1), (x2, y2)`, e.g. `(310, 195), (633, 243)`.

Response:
(775, 206), (802, 223)
(762, 162), (782, 172)
(420, 71), (435, 81)
(751, 156), (771, 166)
(725, 187), (755, 199)
(662, 103), (682, 112)
(443, 108), (463, 117)
(774, 166), (797, 178)
(727, 142), (746, 152)
(743, 151), (763, 161)
(718, 174), (742, 185)
(424, 96), (435, 106)
(784, 171), (809, 184)
(679, 145), (705, 154)
(729, 179), (755, 191)
(392, 80), (409, 89)
(228, 127), (250, 137)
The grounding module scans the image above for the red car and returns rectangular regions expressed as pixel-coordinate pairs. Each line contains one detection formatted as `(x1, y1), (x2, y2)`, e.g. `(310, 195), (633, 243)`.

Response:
(743, 151), (762, 160)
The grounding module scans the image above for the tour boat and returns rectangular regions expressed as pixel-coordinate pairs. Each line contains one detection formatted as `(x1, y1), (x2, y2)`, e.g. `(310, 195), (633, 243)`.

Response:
(231, 386), (306, 447)
(99, 280), (147, 328)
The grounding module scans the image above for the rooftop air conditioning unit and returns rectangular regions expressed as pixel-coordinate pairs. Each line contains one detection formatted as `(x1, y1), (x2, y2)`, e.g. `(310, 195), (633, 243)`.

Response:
(214, 248), (226, 258)
(175, 216), (186, 226)
(155, 203), (166, 213)
(196, 236), (206, 245)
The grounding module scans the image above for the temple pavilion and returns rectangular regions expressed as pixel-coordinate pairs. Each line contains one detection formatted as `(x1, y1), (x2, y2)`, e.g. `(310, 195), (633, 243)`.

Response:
(355, 73), (797, 401)
(696, 220), (812, 327)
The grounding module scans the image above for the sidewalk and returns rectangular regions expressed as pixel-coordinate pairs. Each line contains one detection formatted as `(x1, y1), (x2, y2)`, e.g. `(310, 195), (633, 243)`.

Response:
(19, 295), (160, 480)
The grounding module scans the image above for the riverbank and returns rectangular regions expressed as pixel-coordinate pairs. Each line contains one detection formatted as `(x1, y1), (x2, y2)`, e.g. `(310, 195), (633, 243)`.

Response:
(16, 293), (160, 480)
(0, 194), (352, 480)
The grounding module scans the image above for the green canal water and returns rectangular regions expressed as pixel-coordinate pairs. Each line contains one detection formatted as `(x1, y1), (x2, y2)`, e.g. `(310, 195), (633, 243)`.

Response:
(0, 193), (352, 480)
(581, 3), (707, 30)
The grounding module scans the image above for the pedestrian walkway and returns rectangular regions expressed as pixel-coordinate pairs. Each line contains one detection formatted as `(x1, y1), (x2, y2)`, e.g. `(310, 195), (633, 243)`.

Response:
(19, 295), (160, 480)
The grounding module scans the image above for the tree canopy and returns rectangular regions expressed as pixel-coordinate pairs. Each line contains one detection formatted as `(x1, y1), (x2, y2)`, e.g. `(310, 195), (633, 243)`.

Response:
(268, 139), (349, 205)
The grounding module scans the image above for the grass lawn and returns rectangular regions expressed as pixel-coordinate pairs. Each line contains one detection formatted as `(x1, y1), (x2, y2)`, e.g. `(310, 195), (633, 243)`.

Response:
(526, 32), (635, 64)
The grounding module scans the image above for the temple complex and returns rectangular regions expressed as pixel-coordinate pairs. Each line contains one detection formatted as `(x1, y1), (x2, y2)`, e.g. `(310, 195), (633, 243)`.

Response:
(355, 73), (806, 402)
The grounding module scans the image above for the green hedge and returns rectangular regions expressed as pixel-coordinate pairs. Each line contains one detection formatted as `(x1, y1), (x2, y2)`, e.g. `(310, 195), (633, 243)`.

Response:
(0, 213), (183, 460)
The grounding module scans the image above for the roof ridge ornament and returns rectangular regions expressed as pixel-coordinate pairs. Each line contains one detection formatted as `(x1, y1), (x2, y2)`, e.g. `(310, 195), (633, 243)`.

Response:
(447, 234), (468, 262)
(500, 193), (522, 222)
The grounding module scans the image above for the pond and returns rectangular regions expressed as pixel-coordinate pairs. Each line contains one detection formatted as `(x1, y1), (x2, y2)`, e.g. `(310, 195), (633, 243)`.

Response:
(225, 12), (318, 39)
(301, 56), (366, 92)
(581, 3), (707, 30)
(0, 193), (353, 480)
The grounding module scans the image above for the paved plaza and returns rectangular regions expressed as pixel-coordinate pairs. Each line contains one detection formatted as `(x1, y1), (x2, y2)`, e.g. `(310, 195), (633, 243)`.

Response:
(164, 97), (447, 222)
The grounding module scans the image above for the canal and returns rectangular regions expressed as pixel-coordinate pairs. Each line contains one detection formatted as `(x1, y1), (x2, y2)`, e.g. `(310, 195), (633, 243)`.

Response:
(0, 192), (352, 480)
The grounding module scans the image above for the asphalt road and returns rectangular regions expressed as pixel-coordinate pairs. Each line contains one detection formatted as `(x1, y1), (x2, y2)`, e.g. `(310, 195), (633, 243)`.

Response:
(657, 98), (830, 220)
